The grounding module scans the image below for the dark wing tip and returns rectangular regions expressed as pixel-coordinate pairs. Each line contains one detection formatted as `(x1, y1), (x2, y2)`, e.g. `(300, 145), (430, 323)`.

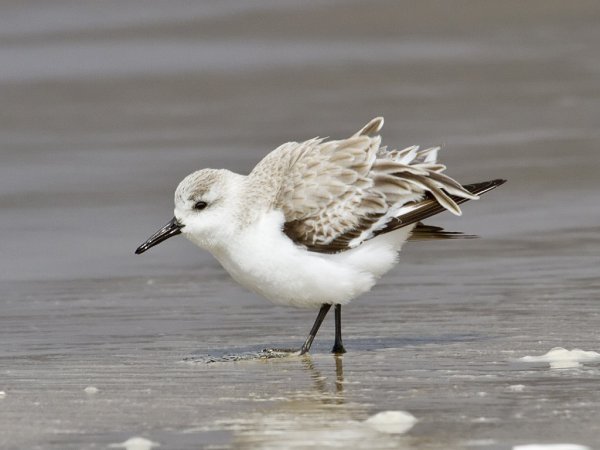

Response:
(491, 178), (508, 188)
(373, 178), (507, 239)
(463, 178), (507, 197)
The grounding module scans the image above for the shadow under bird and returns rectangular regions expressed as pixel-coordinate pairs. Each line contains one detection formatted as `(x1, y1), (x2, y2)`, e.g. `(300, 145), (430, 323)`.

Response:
(135, 117), (505, 354)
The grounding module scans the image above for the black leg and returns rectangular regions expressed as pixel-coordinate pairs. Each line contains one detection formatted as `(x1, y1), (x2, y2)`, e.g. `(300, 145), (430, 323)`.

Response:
(331, 304), (347, 354)
(299, 304), (332, 355)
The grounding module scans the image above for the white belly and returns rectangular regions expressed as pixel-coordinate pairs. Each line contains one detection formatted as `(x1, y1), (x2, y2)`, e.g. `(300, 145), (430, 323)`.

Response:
(191, 212), (412, 308)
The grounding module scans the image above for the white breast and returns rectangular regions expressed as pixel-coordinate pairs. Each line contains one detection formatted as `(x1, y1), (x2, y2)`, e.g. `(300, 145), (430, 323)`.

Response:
(207, 211), (397, 308)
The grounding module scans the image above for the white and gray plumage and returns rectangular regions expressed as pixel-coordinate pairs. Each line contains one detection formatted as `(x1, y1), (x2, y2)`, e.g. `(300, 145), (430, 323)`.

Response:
(135, 117), (505, 354)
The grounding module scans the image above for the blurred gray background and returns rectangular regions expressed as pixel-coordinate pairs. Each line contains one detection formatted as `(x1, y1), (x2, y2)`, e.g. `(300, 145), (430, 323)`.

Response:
(1, 1), (599, 449)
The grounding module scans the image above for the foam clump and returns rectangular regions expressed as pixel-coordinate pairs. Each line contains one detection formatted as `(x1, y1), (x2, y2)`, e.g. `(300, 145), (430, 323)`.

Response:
(364, 410), (417, 434)
(508, 384), (525, 392)
(519, 347), (600, 369)
(109, 437), (160, 450)
(84, 386), (99, 394)
(513, 444), (590, 450)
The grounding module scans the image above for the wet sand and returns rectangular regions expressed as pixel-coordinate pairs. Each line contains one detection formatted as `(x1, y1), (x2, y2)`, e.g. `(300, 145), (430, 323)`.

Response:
(1, 1), (600, 449)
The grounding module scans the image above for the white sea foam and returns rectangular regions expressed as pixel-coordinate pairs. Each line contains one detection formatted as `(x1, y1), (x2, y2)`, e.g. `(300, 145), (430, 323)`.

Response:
(0, 391), (6, 398)
(364, 410), (417, 434)
(109, 437), (160, 450)
(508, 384), (526, 392)
(519, 347), (600, 369)
(466, 439), (497, 446)
(84, 386), (99, 394)
(513, 444), (590, 450)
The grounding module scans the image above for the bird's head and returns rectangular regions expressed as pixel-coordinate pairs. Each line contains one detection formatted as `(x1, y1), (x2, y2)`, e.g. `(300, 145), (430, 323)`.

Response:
(135, 168), (242, 254)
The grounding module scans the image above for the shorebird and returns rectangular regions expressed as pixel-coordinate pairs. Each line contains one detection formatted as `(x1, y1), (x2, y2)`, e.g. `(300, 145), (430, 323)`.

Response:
(135, 117), (505, 354)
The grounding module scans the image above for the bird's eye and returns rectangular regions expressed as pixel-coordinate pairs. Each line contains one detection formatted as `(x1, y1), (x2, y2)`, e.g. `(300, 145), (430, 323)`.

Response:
(193, 201), (208, 211)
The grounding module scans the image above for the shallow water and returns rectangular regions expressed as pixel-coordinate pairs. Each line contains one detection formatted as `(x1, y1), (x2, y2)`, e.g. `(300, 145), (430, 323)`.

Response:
(1, 1), (600, 449)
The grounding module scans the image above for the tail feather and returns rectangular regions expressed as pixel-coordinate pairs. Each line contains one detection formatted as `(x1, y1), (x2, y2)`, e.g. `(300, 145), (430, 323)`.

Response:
(408, 222), (478, 241)
(373, 178), (507, 239)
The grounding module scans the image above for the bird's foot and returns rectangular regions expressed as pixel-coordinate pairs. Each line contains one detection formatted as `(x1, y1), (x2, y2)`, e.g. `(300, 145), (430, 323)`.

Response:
(331, 343), (346, 354)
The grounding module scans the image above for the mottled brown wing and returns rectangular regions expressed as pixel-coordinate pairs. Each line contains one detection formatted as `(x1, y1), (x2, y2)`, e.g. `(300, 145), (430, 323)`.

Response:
(295, 179), (506, 253)
(275, 119), (389, 249)
(253, 117), (491, 253)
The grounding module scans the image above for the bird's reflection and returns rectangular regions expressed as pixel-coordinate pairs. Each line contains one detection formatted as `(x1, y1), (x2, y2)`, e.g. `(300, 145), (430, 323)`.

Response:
(227, 354), (420, 449)
(300, 354), (345, 404)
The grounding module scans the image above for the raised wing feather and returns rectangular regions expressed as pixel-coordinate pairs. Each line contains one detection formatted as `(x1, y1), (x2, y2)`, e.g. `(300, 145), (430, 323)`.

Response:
(249, 117), (485, 253)
(380, 179), (506, 240)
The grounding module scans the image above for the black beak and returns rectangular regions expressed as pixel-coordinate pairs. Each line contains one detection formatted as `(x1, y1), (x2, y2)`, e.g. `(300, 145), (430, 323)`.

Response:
(135, 217), (183, 255)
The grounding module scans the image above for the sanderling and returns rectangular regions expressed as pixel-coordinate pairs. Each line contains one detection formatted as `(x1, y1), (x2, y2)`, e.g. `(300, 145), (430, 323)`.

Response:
(135, 117), (505, 354)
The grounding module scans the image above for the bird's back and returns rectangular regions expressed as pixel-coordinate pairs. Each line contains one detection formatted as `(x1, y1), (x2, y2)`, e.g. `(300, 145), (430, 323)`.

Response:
(246, 117), (482, 254)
